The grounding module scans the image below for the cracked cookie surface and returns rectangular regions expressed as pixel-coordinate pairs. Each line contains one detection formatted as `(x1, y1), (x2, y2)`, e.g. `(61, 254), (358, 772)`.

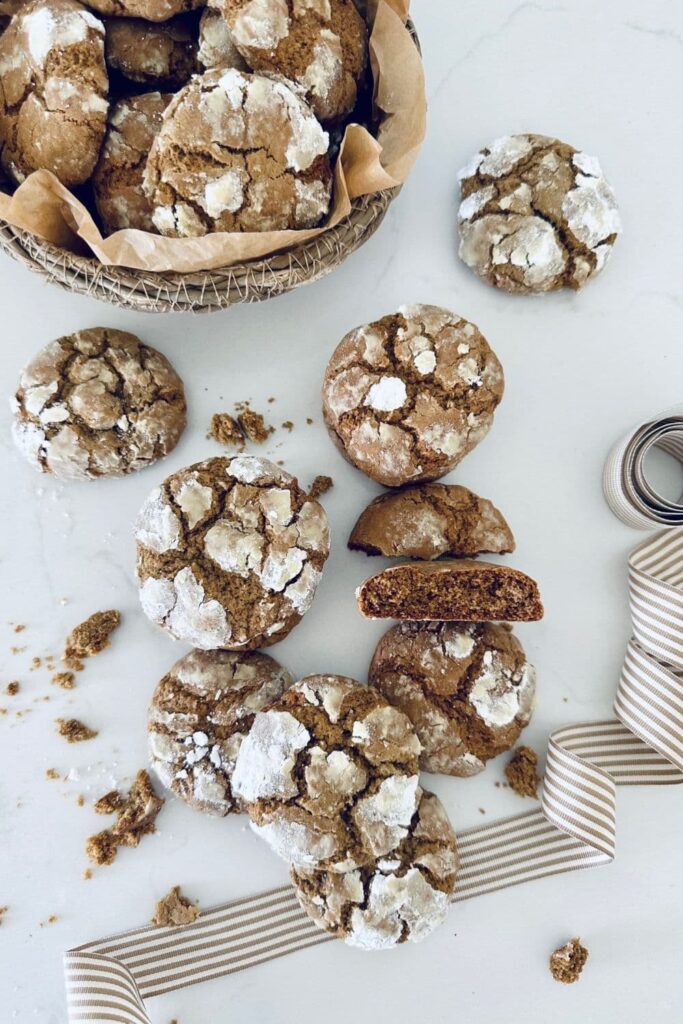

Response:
(221, 0), (367, 123)
(458, 133), (621, 293)
(11, 328), (187, 480)
(322, 305), (504, 488)
(197, 8), (248, 70)
(105, 15), (197, 89)
(369, 622), (535, 777)
(232, 674), (422, 872)
(93, 92), (171, 234)
(292, 788), (458, 950)
(0, 0), (108, 187)
(349, 483), (515, 560)
(83, 0), (202, 23)
(148, 648), (293, 816)
(135, 455), (330, 651)
(143, 67), (332, 237)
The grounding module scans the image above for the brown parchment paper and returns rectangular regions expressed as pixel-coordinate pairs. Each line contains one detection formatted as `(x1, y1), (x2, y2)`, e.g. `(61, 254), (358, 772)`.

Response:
(0, 0), (425, 273)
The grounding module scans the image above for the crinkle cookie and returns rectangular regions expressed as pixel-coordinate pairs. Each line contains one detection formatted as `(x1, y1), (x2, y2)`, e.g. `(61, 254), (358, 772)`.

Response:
(349, 484), (515, 560)
(232, 674), (422, 872)
(148, 649), (294, 816)
(11, 328), (186, 481)
(105, 16), (197, 89)
(322, 305), (504, 488)
(222, 0), (367, 123)
(143, 68), (332, 237)
(93, 92), (170, 234)
(369, 622), (536, 777)
(292, 789), (458, 950)
(458, 134), (621, 294)
(83, 0), (203, 24)
(0, 0), (108, 187)
(197, 7), (248, 70)
(135, 456), (330, 651)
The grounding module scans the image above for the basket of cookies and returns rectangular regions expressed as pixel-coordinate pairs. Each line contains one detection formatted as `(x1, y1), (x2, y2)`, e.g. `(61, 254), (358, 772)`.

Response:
(0, 0), (424, 313)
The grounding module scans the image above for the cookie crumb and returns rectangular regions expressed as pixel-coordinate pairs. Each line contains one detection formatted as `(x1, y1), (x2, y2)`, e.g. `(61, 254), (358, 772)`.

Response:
(40, 915), (58, 927)
(30, 657), (41, 670)
(237, 408), (274, 444)
(57, 719), (98, 744)
(281, 420), (294, 432)
(10, 646), (26, 655)
(549, 938), (588, 984)
(86, 771), (164, 867)
(76, 795), (85, 807)
(63, 611), (121, 671)
(13, 624), (25, 634)
(0, 906), (7, 925)
(209, 413), (245, 449)
(94, 790), (124, 815)
(45, 768), (60, 780)
(152, 886), (200, 928)
(309, 475), (333, 499)
(82, 869), (92, 881)
(52, 671), (75, 690)
(306, 417), (313, 425)
(505, 746), (540, 798)
(5, 681), (19, 696)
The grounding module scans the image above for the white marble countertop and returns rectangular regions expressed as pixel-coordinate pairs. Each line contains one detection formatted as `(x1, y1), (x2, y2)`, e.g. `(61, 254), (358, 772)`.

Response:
(2, 0), (683, 1020)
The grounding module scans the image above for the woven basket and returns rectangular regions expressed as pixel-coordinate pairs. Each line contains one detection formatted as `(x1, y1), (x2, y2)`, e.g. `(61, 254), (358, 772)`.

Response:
(0, 21), (419, 315)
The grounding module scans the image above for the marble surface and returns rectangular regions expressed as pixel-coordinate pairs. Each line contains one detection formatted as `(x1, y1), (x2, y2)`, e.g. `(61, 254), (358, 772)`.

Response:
(2, 0), (683, 1020)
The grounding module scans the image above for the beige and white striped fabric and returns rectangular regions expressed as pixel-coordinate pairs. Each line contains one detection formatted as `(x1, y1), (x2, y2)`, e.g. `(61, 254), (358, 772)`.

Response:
(64, 440), (683, 1021)
(603, 414), (683, 528)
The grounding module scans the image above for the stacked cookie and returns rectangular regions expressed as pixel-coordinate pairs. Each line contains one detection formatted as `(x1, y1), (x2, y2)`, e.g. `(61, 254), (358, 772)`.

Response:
(0, 0), (369, 237)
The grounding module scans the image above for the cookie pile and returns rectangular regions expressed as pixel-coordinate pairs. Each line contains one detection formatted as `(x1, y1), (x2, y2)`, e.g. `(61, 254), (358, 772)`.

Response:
(0, 0), (369, 237)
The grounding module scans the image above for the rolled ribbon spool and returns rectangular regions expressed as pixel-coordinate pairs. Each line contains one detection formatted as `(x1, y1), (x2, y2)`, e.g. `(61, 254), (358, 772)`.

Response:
(603, 414), (683, 528)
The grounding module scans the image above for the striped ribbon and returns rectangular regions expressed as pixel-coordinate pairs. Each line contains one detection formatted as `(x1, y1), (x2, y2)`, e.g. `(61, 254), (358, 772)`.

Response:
(603, 414), (683, 528)
(64, 421), (683, 1023)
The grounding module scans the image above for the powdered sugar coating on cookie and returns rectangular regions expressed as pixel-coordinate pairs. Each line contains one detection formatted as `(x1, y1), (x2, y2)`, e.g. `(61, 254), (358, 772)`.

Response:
(11, 328), (186, 480)
(83, 0), (202, 23)
(322, 305), (504, 488)
(148, 648), (293, 816)
(233, 674), (422, 871)
(292, 789), (458, 949)
(135, 456), (330, 651)
(197, 7), (248, 70)
(458, 133), (621, 293)
(369, 621), (535, 777)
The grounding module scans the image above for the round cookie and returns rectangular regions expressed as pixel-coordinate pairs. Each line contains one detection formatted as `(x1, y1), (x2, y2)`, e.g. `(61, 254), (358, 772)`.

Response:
(148, 649), (294, 816)
(82, 0), (202, 23)
(369, 621), (536, 777)
(93, 93), (171, 234)
(232, 674), (422, 871)
(135, 456), (330, 651)
(292, 789), (458, 950)
(143, 68), (332, 237)
(221, 0), (367, 123)
(12, 328), (187, 481)
(0, 0), (108, 187)
(458, 133), (621, 294)
(105, 16), (197, 89)
(322, 304), (504, 488)
(197, 7), (248, 70)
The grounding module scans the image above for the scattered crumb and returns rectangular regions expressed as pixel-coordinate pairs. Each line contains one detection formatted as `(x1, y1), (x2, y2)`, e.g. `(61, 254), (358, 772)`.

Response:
(209, 413), (245, 449)
(56, 718), (98, 744)
(306, 417), (313, 425)
(5, 681), (19, 696)
(63, 611), (121, 671)
(14, 624), (25, 634)
(76, 795), (85, 807)
(505, 746), (540, 798)
(309, 475), (333, 499)
(94, 790), (124, 815)
(237, 408), (274, 444)
(82, 869), (92, 881)
(549, 938), (589, 984)
(86, 771), (164, 867)
(39, 915), (58, 927)
(478, 807), (486, 815)
(30, 657), (41, 670)
(0, 906), (7, 925)
(281, 420), (294, 432)
(0, 708), (6, 715)
(52, 671), (75, 690)
(10, 646), (26, 655)
(152, 886), (200, 928)
(45, 768), (60, 780)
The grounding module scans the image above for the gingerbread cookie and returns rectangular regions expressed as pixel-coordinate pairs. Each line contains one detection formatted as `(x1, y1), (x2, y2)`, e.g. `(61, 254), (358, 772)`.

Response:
(93, 92), (171, 234)
(458, 134), (621, 293)
(12, 328), (186, 480)
(357, 561), (544, 623)
(292, 789), (458, 949)
(105, 16), (197, 89)
(0, 0), (108, 187)
(369, 622), (536, 776)
(222, 0), (367, 122)
(135, 456), (330, 651)
(322, 305), (504, 488)
(232, 674), (422, 871)
(197, 7), (248, 70)
(148, 648), (293, 816)
(349, 484), (515, 560)
(143, 68), (332, 237)
(84, 0), (202, 23)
